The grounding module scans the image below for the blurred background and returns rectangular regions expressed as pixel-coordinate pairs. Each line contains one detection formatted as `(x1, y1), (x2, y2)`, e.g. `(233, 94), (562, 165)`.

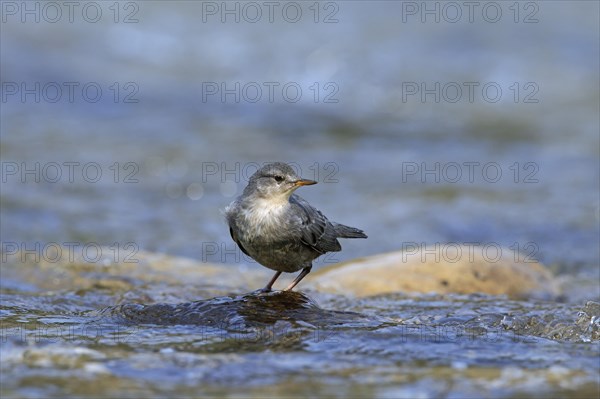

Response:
(1, 1), (599, 284)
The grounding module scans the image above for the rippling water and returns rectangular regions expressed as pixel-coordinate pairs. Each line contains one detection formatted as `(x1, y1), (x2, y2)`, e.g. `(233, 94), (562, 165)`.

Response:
(1, 1), (599, 397)
(1, 256), (599, 398)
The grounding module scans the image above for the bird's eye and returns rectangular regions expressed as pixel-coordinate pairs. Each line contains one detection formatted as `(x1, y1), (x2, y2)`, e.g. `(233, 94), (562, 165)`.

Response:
(273, 175), (284, 183)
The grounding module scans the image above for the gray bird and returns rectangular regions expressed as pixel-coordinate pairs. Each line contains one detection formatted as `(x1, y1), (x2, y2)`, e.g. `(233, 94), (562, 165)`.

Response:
(225, 162), (367, 292)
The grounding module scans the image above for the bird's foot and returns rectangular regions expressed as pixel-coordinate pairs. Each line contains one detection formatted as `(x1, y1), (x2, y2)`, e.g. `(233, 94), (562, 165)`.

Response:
(284, 266), (312, 291)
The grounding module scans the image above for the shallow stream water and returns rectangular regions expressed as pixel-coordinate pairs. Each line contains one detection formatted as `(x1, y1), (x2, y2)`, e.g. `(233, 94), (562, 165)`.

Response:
(1, 254), (599, 398)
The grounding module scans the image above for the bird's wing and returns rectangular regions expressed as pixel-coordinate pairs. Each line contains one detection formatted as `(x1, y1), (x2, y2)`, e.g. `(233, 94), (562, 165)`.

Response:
(229, 226), (250, 256)
(289, 194), (342, 253)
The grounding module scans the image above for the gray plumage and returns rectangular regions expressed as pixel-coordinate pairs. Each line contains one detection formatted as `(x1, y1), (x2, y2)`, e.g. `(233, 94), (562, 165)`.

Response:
(225, 162), (367, 291)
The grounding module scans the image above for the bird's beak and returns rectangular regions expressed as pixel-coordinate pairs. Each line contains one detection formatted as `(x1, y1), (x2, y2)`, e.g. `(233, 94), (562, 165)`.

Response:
(294, 179), (318, 187)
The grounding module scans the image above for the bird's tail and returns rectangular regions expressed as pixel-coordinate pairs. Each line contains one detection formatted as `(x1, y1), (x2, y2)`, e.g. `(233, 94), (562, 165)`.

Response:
(333, 223), (368, 239)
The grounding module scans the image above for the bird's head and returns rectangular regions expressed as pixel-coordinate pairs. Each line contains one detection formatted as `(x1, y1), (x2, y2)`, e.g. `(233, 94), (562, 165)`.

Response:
(244, 162), (317, 200)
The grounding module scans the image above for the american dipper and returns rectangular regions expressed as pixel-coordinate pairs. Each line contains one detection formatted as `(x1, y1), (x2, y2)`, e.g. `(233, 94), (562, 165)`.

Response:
(225, 162), (367, 291)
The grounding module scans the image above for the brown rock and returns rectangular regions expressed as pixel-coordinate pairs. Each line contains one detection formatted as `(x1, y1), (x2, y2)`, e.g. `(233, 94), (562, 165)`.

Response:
(306, 245), (559, 299)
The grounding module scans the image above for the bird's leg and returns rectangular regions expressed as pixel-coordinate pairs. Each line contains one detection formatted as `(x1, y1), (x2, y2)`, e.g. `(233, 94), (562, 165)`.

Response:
(284, 266), (312, 291)
(260, 271), (282, 292)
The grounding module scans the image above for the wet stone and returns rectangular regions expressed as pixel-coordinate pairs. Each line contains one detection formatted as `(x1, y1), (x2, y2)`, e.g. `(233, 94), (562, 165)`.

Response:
(307, 245), (560, 300)
(105, 291), (372, 330)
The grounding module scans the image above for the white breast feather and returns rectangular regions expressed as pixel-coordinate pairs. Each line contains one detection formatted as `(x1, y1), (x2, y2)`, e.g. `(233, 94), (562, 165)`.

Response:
(241, 198), (288, 241)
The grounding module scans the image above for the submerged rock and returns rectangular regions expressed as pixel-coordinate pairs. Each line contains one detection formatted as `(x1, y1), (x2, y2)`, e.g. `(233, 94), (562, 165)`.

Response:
(105, 290), (369, 328)
(98, 291), (376, 351)
(307, 245), (559, 299)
